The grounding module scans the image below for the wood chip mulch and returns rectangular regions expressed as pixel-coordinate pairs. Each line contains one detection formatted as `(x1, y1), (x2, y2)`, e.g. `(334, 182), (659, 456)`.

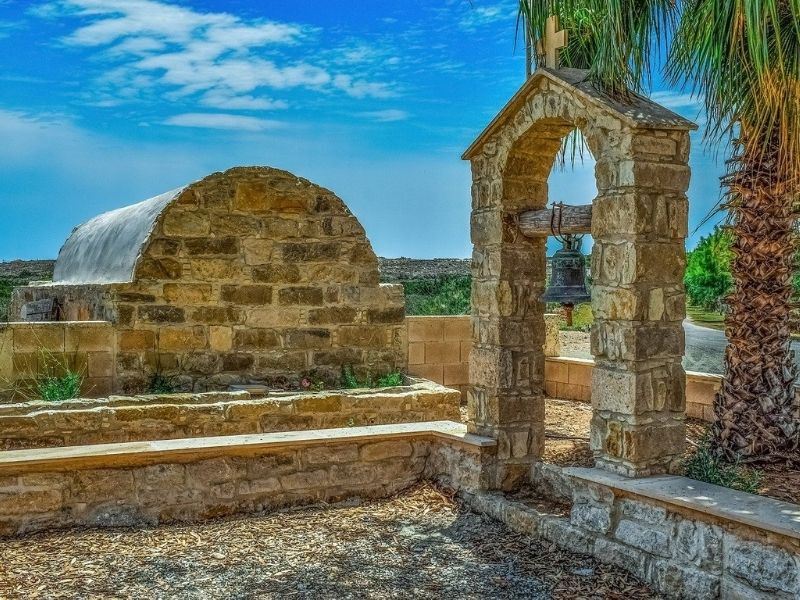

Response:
(0, 484), (658, 600)
(542, 398), (800, 505)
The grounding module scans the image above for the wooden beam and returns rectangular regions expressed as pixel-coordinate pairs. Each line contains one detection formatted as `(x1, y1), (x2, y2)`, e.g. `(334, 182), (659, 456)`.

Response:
(518, 204), (592, 237)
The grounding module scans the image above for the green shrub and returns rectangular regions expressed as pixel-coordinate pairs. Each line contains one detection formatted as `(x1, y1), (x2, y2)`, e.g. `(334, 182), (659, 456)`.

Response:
(684, 227), (733, 311)
(683, 441), (762, 494)
(38, 371), (82, 401)
(340, 365), (404, 389)
(402, 275), (470, 315)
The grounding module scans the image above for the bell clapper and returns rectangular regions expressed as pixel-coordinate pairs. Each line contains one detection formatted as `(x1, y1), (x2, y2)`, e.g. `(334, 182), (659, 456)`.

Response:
(563, 303), (574, 327)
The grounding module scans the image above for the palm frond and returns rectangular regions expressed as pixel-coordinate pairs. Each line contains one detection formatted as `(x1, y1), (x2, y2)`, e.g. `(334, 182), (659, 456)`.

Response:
(518, 0), (677, 97)
(669, 0), (800, 179)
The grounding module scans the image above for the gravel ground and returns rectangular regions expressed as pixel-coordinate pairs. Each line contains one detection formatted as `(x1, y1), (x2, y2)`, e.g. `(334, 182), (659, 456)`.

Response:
(0, 485), (658, 600)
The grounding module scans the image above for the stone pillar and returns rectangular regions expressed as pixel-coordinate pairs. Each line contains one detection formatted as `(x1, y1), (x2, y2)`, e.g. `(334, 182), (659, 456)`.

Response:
(467, 129), (563, 490)
(590, 129), (690, 477)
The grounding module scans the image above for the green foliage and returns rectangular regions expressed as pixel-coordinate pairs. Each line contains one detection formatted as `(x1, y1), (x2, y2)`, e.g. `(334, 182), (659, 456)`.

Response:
(341, 365), (405, 389)
(376, 371), (404, 387)
(148, 373), (176, 394)
(38, 371), (82, 402)
(684, 227), (733, 311)
(684, 440), (762, 494)
(401, 275), (470, 316)
(519, 0), (676, 96)
(549, 302), (593, 331)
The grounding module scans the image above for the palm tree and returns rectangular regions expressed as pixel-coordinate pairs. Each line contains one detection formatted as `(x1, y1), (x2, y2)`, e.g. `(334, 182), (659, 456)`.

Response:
(518, 0), (800, 461)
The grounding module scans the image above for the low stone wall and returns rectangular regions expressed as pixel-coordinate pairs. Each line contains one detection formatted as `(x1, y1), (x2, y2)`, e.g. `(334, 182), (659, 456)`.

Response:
(0, 322), (115, 401)
(543, 356), (758, 423)
(467, 464), (800, 599)
(0, 421), (494, 537)
(406, 316), (471, 399)
(0, 378), (460, 449)
(407, 314), (560, 401)
(544, 356), (592, 402)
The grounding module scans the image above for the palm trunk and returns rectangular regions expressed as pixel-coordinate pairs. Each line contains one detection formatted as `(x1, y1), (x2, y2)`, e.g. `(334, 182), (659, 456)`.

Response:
(713, 138), (800, 461)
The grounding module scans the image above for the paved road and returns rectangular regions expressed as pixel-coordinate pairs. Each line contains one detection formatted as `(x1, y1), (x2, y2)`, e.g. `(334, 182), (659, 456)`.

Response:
(564, 320), (800, 375)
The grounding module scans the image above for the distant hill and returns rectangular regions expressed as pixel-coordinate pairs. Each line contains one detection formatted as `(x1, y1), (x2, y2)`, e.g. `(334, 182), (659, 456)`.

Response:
(0, 260), (54, 280)
(378, 258), (470, 282)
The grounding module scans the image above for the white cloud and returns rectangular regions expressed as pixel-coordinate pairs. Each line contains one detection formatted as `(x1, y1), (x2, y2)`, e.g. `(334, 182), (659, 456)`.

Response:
(164, 112), (283, 131)
(458, 3), (515, 31)
(650, 90), (704, 112)
(33, 0), (396, 108)
(200, 91), (288, 111)
(359, 109), (408, 122)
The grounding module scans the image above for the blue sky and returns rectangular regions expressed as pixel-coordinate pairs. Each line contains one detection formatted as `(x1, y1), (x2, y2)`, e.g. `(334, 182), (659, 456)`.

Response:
(0, 0), (724, 260)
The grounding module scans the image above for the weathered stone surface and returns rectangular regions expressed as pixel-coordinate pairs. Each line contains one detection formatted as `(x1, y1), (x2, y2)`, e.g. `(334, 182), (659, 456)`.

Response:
(11, 167), (407, 395)
(724, 537), (799, 594)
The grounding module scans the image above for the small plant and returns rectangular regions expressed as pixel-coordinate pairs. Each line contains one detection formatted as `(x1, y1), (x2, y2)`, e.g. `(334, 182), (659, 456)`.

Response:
(341, 365), (362, 389)
(341, 365), (404, 389)
(38, 371), (82, 401)
(376, 371), (404, 387)
(148, 373), (176, 394)
(683, 439), (763, 494)
(300, 377), (326, 392)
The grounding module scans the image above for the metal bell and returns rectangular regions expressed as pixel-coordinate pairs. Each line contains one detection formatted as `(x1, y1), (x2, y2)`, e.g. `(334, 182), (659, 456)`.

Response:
(541, 236), (590, 306)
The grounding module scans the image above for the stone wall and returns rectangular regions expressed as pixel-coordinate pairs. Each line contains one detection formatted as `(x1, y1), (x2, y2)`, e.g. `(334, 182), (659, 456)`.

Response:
(13, 168), (406, 395)
(406, 316), (471, 399)
(467, 464), (800, 599)
(0, 379), (460, 449)
(0, 422), (494, 537)
(0, 322), (115, 401)
(407, 314), (560, 401)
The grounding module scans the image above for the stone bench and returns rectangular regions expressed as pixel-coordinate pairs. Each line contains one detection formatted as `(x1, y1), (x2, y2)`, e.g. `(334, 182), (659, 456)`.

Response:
(0, 421), (495, 537)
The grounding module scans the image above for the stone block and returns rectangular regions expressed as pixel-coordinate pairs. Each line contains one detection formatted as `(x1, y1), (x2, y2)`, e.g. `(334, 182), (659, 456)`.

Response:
(337, 326), (388, 349)
(408, 342), (425, 365)
(570, 502), (612, 534)
(234, 181), (308, 213)
(278, 287), (324, 306)
(184, 237), (238, 256)
(221, 285), (273, 305)
(88, 351), (114, 378)
(252, 264), (301, 284)
(540, 517), (596, 555)
(280, 242), (341, 262)
(65, 325), (114, 352)
(425, 341), (461, 365)
(649, 559), (720, 600)
(407, 363), (443, 383)
(593, 537), (650, 582)
(162, 211), (209, 236)
(613, 519), (670, 557)
(673, 519), (723, 570)
(209, 326), (233, 352)
(190, 259), (239, 280)
(366, 307), (405, 324)
(158, 327), (208, 352)
(233, 329), (280, 350)
(283, 329), (331, 349)
(13, 326), (65, 353)
(118, 330), (155, 352)
(280, 469), (328, 491)
(360, 441), (413, 461)
(443, 363), (469, 386)
(0, 488), (62, 515)
(163, 283), (213, 304)
(138, 305), (185, 324)
(136, 258), (182, 280)
(724, 536), (799, 594)
(443, 317), (471, 341)
(191, 306), (242, 325)
(592, 364), (684, 415)
(304, 444), (359, 465)
(407, 318), (444, 342)
(308, 307), (358, 325)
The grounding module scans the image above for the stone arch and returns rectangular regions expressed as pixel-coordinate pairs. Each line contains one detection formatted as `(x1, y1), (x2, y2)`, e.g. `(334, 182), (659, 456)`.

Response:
(464, 69), (696, 488)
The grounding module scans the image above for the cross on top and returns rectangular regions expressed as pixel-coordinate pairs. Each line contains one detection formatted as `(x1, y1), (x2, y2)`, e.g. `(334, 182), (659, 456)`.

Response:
(537, 15), (567, 69)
